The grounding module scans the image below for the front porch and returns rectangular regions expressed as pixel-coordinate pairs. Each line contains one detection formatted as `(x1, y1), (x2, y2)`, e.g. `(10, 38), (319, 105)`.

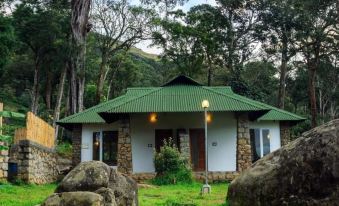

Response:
(71, 112), (258, 181)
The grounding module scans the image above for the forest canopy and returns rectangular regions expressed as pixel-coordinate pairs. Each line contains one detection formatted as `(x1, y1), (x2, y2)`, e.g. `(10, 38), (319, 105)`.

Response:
(0, 0), (337, 139)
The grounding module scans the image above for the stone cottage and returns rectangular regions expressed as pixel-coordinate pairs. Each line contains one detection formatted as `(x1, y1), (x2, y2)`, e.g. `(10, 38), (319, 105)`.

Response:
(58, 75), (305, 181)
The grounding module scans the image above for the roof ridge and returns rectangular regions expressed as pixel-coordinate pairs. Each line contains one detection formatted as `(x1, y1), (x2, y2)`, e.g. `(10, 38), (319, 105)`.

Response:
(203, 87), (266, 110)
(99, 87), (162, 113)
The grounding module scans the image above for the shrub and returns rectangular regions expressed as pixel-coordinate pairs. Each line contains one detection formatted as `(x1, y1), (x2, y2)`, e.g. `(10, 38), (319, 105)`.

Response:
(153, 139), (193, 185)
(56, 141), (73, 158)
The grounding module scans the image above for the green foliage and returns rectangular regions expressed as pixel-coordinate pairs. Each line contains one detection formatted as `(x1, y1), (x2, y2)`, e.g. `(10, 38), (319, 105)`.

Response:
(153, 139), (193, 185)
(0, 14), (15, 70)
(56, 141), (73, 158)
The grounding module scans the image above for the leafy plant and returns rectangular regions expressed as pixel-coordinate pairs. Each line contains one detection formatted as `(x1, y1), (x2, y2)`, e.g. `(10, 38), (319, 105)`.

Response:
(0, 134), (11, 151)
(56, 141), (73, 158)
(153, 139), (193, 185)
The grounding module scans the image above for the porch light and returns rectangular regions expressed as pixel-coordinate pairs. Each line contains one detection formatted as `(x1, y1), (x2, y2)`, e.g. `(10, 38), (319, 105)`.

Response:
(267, 133), (271, 139)
(149, 113), (157, 123)
(202, 100), (210, 108)
(206, 113), (212, 123)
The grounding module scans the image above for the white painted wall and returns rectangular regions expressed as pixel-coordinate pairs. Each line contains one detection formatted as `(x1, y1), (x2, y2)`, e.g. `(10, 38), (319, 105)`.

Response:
(81, 123), (119, 162)
(130, 112), (237, 173)
(79, 114), (282, 174)
(249, 121), (281, 153)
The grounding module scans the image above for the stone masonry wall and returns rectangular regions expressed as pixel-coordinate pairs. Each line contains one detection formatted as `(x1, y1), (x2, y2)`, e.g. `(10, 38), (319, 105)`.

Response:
(280, 122), (291, 146)
(16, 140), (58, 184)
(0, 141), (9, 181)
(71, 125), (82, 166)
(236, 113), (252, 172)
(179, 132), (190, 162)
(117, 117), (132, 174)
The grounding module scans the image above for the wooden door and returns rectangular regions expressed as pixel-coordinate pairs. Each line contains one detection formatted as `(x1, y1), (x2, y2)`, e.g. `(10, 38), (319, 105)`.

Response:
(155, 129), (173, 152)
(189, 129), (205, 171)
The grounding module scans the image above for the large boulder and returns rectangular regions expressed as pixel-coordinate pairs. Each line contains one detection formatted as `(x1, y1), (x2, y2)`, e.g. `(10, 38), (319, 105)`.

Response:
(108, 168), (138, 206)
(228, 119), (339, 206)
(43, 161), (138, 206)
(42, 192), (104, 206)
(56, 161), (111, 192)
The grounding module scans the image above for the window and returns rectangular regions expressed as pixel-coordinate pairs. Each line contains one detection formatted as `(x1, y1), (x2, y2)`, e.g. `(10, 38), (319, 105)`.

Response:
(250, 129), (271, 162)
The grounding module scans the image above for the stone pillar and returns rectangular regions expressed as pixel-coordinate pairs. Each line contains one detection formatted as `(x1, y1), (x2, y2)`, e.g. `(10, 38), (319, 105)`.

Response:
(236, 113), (252, 172)
(0, 142), (9, 181)
(280, 122), (291, 146)
(117, 117), (132, 174)
(179, 131), (190, 162)
(72, 125), (82, 166)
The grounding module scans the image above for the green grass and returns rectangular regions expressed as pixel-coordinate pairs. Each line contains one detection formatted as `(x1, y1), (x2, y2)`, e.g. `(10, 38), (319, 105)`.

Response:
(0, 183), (56, 206)
(0, 182), (228, 206)
(139, 182), (229, 206)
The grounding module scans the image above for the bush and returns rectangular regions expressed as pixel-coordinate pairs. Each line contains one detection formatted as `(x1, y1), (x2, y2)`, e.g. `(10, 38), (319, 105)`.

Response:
(153, 139), (193, 185)
(56, 141), (73, 158)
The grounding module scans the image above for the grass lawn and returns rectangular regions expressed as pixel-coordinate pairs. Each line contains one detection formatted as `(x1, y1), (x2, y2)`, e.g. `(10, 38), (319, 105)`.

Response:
(0, 182), (228, 206)
(139, 182), (229, 206)
(0, 183), (56, 206)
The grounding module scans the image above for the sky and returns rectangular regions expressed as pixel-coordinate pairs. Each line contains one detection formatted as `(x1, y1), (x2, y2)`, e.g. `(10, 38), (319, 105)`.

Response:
(132, 0), (217, 54)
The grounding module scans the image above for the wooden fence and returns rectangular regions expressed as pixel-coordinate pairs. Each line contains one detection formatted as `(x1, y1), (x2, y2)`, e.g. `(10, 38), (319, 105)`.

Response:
(14, 112), (55, 148)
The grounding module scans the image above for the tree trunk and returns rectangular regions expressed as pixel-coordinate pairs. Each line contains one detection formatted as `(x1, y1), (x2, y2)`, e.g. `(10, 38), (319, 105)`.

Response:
(71, 0), (91, 113)
(308, 65), (317, 128)
(45, 70), (53, 110)
(69, 61), (77, 114)
(53, 63), (68, 140)
(96, 55), (107, 104)
(278, 36), (288, 109)
(31, 56), (40, 115)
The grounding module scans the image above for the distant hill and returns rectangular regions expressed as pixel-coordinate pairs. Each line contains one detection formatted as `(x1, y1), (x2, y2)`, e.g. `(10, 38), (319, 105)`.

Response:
(129, 46), (159, 60)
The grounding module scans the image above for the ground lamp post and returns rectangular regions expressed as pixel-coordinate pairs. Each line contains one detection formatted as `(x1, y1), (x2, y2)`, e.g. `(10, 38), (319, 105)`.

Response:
(201, 99), (211, 194)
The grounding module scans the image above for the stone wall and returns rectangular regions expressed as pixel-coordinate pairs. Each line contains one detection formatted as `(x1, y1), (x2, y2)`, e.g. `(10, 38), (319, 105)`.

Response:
(71, 125), (82, 166)
(131, 172), (156, 182)
(236, 113), (252, 172)
(117, 118), (132, 174)
(0, 141), (9, 181)
(194, 171), (239, 182)
(280, 122), (291, 146)
(15, 140), (58, 184)
(131, 172), (239, 183)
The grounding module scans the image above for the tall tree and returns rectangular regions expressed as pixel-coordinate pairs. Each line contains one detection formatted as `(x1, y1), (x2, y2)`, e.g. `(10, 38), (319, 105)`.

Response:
(256, 0), (300, 109)
(91, 0), (155, 103)
(12, 2), (62, 114)
(296, 0), (338, 127)
(70, 0), (91, 113)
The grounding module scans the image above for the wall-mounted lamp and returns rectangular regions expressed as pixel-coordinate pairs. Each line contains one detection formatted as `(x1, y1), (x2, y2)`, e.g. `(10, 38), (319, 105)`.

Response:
(267, 133), (271, 139)
(94, 136), (100, 146)
(149, 113), (158, 123)
(206, 112), (212, 123)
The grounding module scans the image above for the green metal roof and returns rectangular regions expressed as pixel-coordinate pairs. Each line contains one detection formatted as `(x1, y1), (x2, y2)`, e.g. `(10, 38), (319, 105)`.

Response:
(58, 75), (305, 124)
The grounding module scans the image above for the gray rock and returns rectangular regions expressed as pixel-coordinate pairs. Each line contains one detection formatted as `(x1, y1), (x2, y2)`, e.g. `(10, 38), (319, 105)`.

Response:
(108, 168), (138, 206)
(43, 161), (137, 206)
(42, 192), (104, 206)
(56, 161), (111, 192)
(95, 187), (117, 206)
(228, 119), (339, 206)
